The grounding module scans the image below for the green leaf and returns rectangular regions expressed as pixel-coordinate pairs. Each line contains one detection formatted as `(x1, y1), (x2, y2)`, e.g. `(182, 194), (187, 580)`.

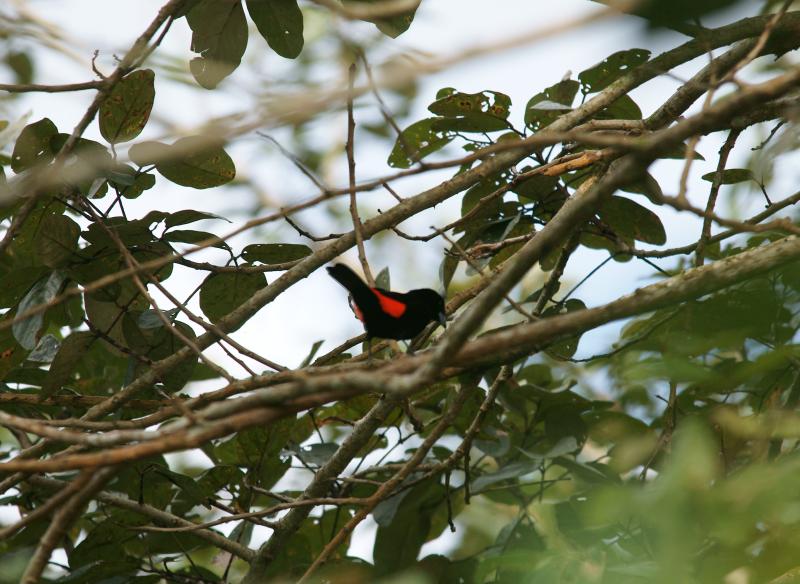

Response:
(387, 118), (454, 168)
(578, 49), (651, 93)
(42, 331), (95, 397)
(0, 266), (49, 308)
(432, 113), (511, 133)
(525, 80), (579, 131)
(700, 168), (755, 185)
(6, 51), (34, 85)
(430, 90), (510, 118)
(658, 142), (705, 160)
(11, 118), (58, 173)
(373, 480), (444, 575)
(199, 271), (268, 326)
(620, 172), (664, 205)
(596, 93), (642, 120)
(99, 69), (155, 144)
(163, 229), (231, 250)
(246, 0), (304, 59)
(598, 195), (666, 245)
(375, 266), (390, 290)
(165, 209), (230, 228)
(13, 271), (66, 350)
(471, 461), (540, 493)
(155, 137), (236, 188)
(515, 173), (559, 204)
(298, 339), (323, 368)
(241, 243), (312, 264)
(137, 321), (199, 392)
(187, 0), (248, 89)
(107, 165), (157, 199)
(34, 214), (80, 268)
(128, 140), (170, 166)
(540, 299), (587, 359)
(344, 0), (420, 37)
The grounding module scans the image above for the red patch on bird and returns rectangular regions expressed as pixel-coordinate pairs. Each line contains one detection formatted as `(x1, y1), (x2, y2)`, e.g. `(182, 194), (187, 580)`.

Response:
(372, 289), (407, 318)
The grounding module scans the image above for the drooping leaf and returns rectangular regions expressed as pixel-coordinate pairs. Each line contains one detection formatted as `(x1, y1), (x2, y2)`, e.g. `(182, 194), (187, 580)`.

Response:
(543, 298), (587, 359)
(598, 195), (666, 245)
(11, 118), (58, 173)
(187, 0), (248, 89)
(241, 243), (312, 265)
(99, 69), (155, 144)
(620, 172), (664, 205)
(373, 480), (445, 575)
(246, 0), (304, 59)
(199, 270), (268, 326)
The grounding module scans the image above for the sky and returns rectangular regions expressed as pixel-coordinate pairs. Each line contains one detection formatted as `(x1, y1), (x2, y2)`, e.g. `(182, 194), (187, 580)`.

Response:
(1, 0), (794, 565)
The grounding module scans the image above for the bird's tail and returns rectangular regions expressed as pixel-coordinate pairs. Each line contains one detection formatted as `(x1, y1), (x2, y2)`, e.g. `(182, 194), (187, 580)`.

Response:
(326, 264), (374, 306)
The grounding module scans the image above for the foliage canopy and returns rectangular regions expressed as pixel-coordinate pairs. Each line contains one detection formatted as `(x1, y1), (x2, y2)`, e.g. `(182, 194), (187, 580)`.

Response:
(2, 0), (800, 582)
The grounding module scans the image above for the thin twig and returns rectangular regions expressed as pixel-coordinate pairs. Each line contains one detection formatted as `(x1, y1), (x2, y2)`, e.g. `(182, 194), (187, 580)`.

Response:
(346, 62), (374, 285)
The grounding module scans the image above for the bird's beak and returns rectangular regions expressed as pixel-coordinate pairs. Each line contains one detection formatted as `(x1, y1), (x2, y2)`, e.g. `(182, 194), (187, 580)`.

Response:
(438, 311), (447, 328)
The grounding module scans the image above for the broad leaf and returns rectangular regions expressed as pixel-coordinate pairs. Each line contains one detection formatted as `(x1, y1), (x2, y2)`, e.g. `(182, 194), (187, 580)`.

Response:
(579, 48), (651, 93)
(99, 69), (155, 144)
(155, 137), (236, 188)
(598, 195), (666, 245)
(241, 243), (312, 264)
(199, 270), (268, 326)
(11, 118), (58, 172)
(187, 0), (248, 88)
(388, 118), (454, 168)
(246, 0), (304, 59)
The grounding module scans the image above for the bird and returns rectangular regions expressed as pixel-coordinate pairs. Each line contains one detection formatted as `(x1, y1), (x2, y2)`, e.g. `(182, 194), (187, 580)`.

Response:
(326, 263), (447, 354)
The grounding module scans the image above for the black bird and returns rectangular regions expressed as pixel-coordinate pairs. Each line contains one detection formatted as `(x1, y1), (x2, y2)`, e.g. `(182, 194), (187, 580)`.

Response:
(326, 264), (447, 351)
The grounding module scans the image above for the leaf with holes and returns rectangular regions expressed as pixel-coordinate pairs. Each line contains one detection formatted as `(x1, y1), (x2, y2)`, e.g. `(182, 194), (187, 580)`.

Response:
(579, 49), (651, 93)
(388, 118), (454, 168)
(525, 80), (579, 131)
(11, 118), (58, 172)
